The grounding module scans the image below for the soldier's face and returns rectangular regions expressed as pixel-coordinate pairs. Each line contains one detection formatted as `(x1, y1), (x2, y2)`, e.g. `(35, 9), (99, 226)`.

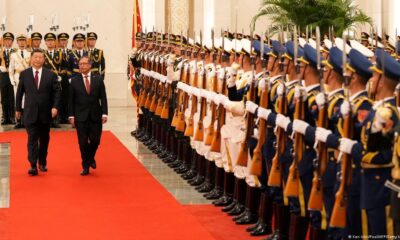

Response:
(88, 39), (96, 48)
(17, 40), (26, 48)
(32, 39), (41, 48)
(369, 71), (382, 98)
(59, 39), (68, 48)
(4, 39), (13, 47)
(75, 40), (84, 49)
(31, 52), (45, 69)
(45, 39), (56, 49)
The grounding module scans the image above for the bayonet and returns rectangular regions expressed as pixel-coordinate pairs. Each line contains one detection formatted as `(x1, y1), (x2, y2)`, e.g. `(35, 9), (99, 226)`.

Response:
(294, 26), (300, 74)
(316, 26), (324, 94)
(342, 32), (350, 100)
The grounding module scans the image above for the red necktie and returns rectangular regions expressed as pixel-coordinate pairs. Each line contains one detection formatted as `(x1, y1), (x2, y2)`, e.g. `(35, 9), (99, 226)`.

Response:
(34, 71), (39, 89)
(85, 75), (90, 94)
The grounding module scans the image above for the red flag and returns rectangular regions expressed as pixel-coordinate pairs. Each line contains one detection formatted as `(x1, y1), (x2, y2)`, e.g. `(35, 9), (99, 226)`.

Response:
(132, 0), (142, 48)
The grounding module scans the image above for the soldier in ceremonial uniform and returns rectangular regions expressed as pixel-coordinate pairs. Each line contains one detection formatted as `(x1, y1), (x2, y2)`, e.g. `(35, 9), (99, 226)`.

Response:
(58, 33), (72, 124)
(44, 32), (63, 128)
(30, 32), (43, 51)
(0, 32), (15, 125)
(9, 34), (31, 128)
(87, 32), (105, 80)
(339, 48), (400, 237)
(67, 33), (88, 78)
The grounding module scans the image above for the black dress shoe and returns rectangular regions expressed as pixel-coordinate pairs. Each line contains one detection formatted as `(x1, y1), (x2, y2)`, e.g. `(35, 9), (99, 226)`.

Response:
(250, 220), (272, 236)
(246, 219), (261, 232)
(90, 161), (97, 169)
(181, 170), (196, 180)
(213, 194), (233, 206)
(222, 200), (237, 212)
(197, 182), (214, 193)
(51, 123), (61, 128)
(38, 165), (48, 172)
(80, 168), (90, 176)
(234, 209), (257, 224)
(28, 167), (38, 176)
(204, 188), (223, 200)
(227, 203), (245, 216)
(14, 123), (23, 129)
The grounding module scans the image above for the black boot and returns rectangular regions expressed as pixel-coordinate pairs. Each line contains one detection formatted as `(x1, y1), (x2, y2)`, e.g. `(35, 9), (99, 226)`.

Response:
(234, 186), (260, 224)
(249, 192), (273, 236)
(188, 155), (205, 186)
(213, 172), (234, 206)
(288, 214), (309, 240)
(204, 166), (224, 199)
(264, 203), (290, 239)
(227, 178), (246, 216)
(196, 160), (215, 193)
(309, 227), (327, 240)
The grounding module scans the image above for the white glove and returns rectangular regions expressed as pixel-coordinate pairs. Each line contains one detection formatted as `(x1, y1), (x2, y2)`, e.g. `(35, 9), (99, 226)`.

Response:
(69, 78), (72, 84)
(200, 89), (208, 98)
(277, 83), (284, 96)
(222, 97), (231, 109)
(177, 82), (185, 90)
(371, 109), (387, 133)
(293, 119), (309, 135)
(340, 100), (352, 117)
(339, 138), (357, 154)
(276, 114), (291, 131)
(57, 76), (62, 82)
(245, 101), (259, 114)
(11, 78), (16, 86)
(253, 128), (259, 140)
(259, 78), (266, 91)
(192, 88), (200, 97)
(294, 86), (307, 102)
(206, 91), (214, 102)
(212, 92), (220, 105)
(316, 127), (332, 143)
(315, 92), (326, 108)
(219, 95), (228, 106)
(218, 68), (225, 80)
(0, 66), (7, 72)
(258, 107), (271, 120)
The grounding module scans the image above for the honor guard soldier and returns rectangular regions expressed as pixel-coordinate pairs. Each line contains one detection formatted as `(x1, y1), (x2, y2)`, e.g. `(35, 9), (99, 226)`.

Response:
(67, 33), (88, 78)
(8, 34), (31, 127)
(339, 48), (400, 237)
(87, 32), (105, 80)
(30, 32), (43, 51)
(0, 32), (16, 124)
(44, 32), (63, 128)
(58, 33), (72, 123)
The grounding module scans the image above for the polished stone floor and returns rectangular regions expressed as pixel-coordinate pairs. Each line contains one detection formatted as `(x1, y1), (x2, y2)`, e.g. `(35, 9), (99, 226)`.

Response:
(0, 98), (210, 208)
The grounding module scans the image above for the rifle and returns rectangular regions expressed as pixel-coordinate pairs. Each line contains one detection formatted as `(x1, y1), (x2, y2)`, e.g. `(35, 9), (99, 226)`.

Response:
(160, 33), (172, 120)
(194, 30), (207, 142)
(268, 29), (289, 185)
(145, 32), (159, 110)
(0, 17), (6, 68)
(250, 33), (269, 176)
(138, 29), (149, 107)
(205, 29), (218, 145)
(236, 36), (257, 167)
(330, 33), (353, 228)
(26, 15), (34, 49)
(184, 31), (199, 137)
(171, 31), (185, 127)
(308, 26), (329, 211)
(284, 59), (305, 197)
(210, 29), (228, 152)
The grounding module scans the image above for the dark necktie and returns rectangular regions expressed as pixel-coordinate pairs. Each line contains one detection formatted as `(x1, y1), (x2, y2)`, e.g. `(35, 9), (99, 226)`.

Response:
(21, 51), (24, 58)
(77, 51), (81, 58)
(34, 71), (39, 89)
(84, 75), (90, 94)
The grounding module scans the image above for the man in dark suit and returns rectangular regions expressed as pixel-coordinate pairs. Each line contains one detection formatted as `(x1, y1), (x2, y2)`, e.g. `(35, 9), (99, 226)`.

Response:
(15, 49), (61, 176)
(69, 56), (108, 176)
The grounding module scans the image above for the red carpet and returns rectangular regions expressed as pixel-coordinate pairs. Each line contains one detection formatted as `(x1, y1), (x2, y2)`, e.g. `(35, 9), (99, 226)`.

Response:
(0, 131), (216, 240)
(185, 205), (265, 240)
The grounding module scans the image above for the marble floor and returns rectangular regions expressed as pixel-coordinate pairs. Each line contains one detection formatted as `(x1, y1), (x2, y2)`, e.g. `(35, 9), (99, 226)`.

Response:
(0, 98), (210, 208)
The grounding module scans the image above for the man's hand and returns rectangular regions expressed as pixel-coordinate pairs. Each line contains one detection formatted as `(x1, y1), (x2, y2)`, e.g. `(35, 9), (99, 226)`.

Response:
(15, 111), (21, 120)
(69, 118), (75, 128)
(51, 108), (58, 118)
(102, 116), (107, 124)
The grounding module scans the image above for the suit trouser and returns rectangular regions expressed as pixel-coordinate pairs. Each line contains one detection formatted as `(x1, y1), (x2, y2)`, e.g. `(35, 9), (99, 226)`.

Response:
(26, 121), (51, 167)
(75, 118), (102, 169)
(0, 73), (15, 120)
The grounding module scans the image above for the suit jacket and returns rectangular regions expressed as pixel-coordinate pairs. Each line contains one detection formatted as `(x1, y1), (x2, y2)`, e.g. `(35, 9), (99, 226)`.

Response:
(68, 73), (108, 122)
(16, 67), (61, 126)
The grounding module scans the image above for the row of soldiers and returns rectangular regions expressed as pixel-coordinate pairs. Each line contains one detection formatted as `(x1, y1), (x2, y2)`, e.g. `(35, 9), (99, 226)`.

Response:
(0, 31), (105, 127)
(129, 29), (400, 239)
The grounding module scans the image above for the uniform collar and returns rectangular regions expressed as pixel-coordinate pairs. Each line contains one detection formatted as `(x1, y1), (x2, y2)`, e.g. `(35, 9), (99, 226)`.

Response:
(305, 83), (320, 93)
(350, 90), (368, 101)
(286, 79), (300, 87)
(328, 88), (344, 98)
